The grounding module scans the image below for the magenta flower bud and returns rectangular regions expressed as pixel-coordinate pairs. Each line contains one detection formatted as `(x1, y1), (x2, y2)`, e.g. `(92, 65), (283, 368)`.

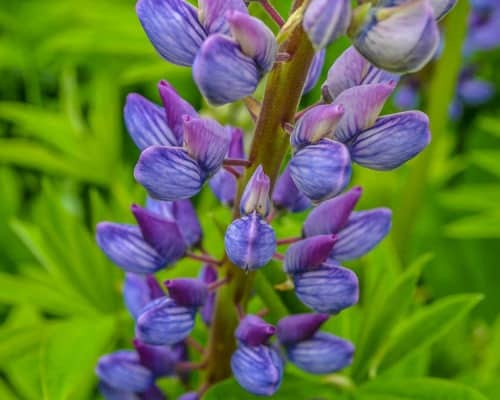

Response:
(291, 104), (344, 149)
(231, 344), (283, 396)
(276, 313), (329, 345)
(227, 11), (277, 72)
(285, 332), (354, 374)
(240, 165), (271, 217)
(133, 339), (178, 377)
(303, 0), (351, 50)
(96, 351), (154, 393)
(351, 0), (440, 73)
(289, 139), (351, 202)
(293, 264), (359, 314)
(303, 49), (326, 94)
(124, 273), (164, 319)
(136, 297), (196, 345)
(322, 46), (398, 102)
(272, 165), (311, 213)
(235, 315), (276, 346)
(302, 186), (362, 237)
(225, 212), (276, 271)
(164, 278), (208, 308)
(284, 235), (337, 274)
(182, 116), (231, 176)
(199, 264), (218, 325)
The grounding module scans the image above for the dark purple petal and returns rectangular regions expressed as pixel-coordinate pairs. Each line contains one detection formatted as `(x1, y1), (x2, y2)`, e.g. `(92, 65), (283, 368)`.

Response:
(96, 351), (154, 393)
(331, 209), (392, 261)
(199, 264), (218, 325)
(96, 223), (165, 274)
(134, 146), (205, 201)
(276, 313), (329, 344)
(141, 385), (166, 400)
(136, 0), (206, 66)
(289, 139), (351, 203)
(224, 212), (276, 271)
(303, 49), (325, 94)
(136, 297), (196, 345)
(349, 111), (431, 170)
(231, 344), (283, 396)
(183, 116), (231, 176)
(98, 381), (141, 400)
(132, 205), (186, 265)
(272, 165), (311, 213)
(293, 264), (359, 314)
(198, 0), (248, 34)
(302, 186), (362, 237)
(332, 83), (395, 143)
(235, 315), (276, 346)
(240, 165), (271, 217)
(164, 278), (208, 308)
(285, 332), (354, 374)
(158, 80), (198, 146)
(124, 273), (163, 319)
(193, 34), (261, 105)
(284, 235), (337, 274)
(133, 339), (177, 377)
(124, 94), (177, 150)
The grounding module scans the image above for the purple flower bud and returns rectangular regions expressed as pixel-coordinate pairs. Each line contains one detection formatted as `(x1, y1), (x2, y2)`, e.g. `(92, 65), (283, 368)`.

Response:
(198, 0), (248, 34)
(224, 212), (276, 271)
(193, 34), (261, 105)
(231, 344), (283, 396)
(134, 146), (205, 201)
(272, 165), (311, 213)
(142, 385), (166, 400)
(235, 315), (276, 346)
(124, 94), (177, 150)
(284, 235), (337, 274)
(177, 392), (199, 400)
(199, 264), (218, 325)
(276, 313), (329, 345)
(285, 332), (354, 374)
(136, 0), (207, 66)
(240, 165), (271, 217)
(293, 264), (359, 314)
(98, 382), (141, 400)
(291, 104), (344, 149)
(124, 273), (164, 319)
(303, 0), (351, 50)
(136, 297), (196, 345)
(164, 278), (208, 308)
(96, 351), (154, 393)
(394, 82), (420, 110)
(351, 0), (440, 73)
(330, 209), (392, 261)
(349, 111), (431, 170)
(227, 11), (277, 72)
(332, 83), (395, 143)
(209, 128), (245, 205)
(322, 46), (398, 101)
(158, 80), (198, 146)
(302, 186), (362, 237)
(133, 339), (178, 377)
(303, 49), (325, 94)
(289, 139), (351, 202)
(182, 116), (231, 176)
(458, 78), (494, 106)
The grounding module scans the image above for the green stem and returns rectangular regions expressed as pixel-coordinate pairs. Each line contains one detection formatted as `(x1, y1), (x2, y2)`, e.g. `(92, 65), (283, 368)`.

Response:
(392, 1), (470, 263)
(203, 5), (315, 386)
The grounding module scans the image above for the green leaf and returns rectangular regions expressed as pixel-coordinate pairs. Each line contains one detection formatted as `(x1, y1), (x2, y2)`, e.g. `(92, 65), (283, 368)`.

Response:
(370, 294), (483, 375)
(470, 150), (500, 178)
(356, 378), (488, 400)
(444, 212), (500, 238)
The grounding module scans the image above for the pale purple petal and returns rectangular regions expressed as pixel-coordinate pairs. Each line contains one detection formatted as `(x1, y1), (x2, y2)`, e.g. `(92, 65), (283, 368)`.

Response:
(98, 382), (140, 400)
(240, 165), (271, 217)
(124, 273), (163, 319)
(272, 165), (311, 213)
(198, 0), (248, 34)
(303, 49), (326, 94)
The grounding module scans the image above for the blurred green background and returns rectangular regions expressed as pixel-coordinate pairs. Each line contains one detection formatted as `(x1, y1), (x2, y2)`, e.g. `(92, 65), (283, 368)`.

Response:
(0, 0), (499, 399)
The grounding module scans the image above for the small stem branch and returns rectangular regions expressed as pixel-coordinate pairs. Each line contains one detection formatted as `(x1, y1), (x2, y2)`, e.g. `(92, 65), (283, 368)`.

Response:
(258, 0), (285, 26)
(256, 308), (269, 317)
(277, 237), (302, 245)
(208, 277), (230, 291)
(186, 337), (205, 354)
(176, 361), (206, 373)
(273, 253), (285, 261)
(224, 165), (242, 179)
(186, 251), (222, 266)
(243, 96), (261, 121)
(223, 158), (251, 167)
(294, 100), (322, 121)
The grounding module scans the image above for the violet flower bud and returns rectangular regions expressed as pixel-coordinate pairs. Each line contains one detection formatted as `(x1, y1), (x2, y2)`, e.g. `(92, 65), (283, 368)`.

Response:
(285, 332), (354, 374)
(133, 339), (178, 377)
(235, 315), (276, 346)
(199, 264), (218, 325)
(231, 344), (283, 396)
(164, 278), (208, 308)
(289, 139), (351, 202)
(350, 0), (440, 73)
(240, 165), (271, 217)
(276, 313), (329, 345)
(322, 46), (398, 102)
(303, 49), (326, 94)
(303, 0), (351, 50)
(96, 351), (154, 393)
(224, 211), (276, 271)
(291, 104), (344, 149)
(272, 165), (311, 213)
(177, 392), (199, 400)
(284, 235), (337, 274)
(136, 297), (196, 345)
(124, 273), (164, 319)
(293, 264), (359, 314)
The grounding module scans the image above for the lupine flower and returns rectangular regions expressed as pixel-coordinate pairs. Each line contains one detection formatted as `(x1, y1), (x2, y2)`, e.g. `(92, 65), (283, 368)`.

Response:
(235, 315), (276, 346)
(225, 166), (276, 271)
(272, 165), (311, 213)
(134, 339), (182, 378)
(465, 0), (500, 53)
(164, 278), (209, 308)
(303, 49), (326, 94)
(124, 273), (164, 319)
(199, 264), (218, 325)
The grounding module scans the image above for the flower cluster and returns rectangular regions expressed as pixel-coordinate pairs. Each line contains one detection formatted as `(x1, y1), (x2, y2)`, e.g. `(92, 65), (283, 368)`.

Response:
(94, 0), (457, 398)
